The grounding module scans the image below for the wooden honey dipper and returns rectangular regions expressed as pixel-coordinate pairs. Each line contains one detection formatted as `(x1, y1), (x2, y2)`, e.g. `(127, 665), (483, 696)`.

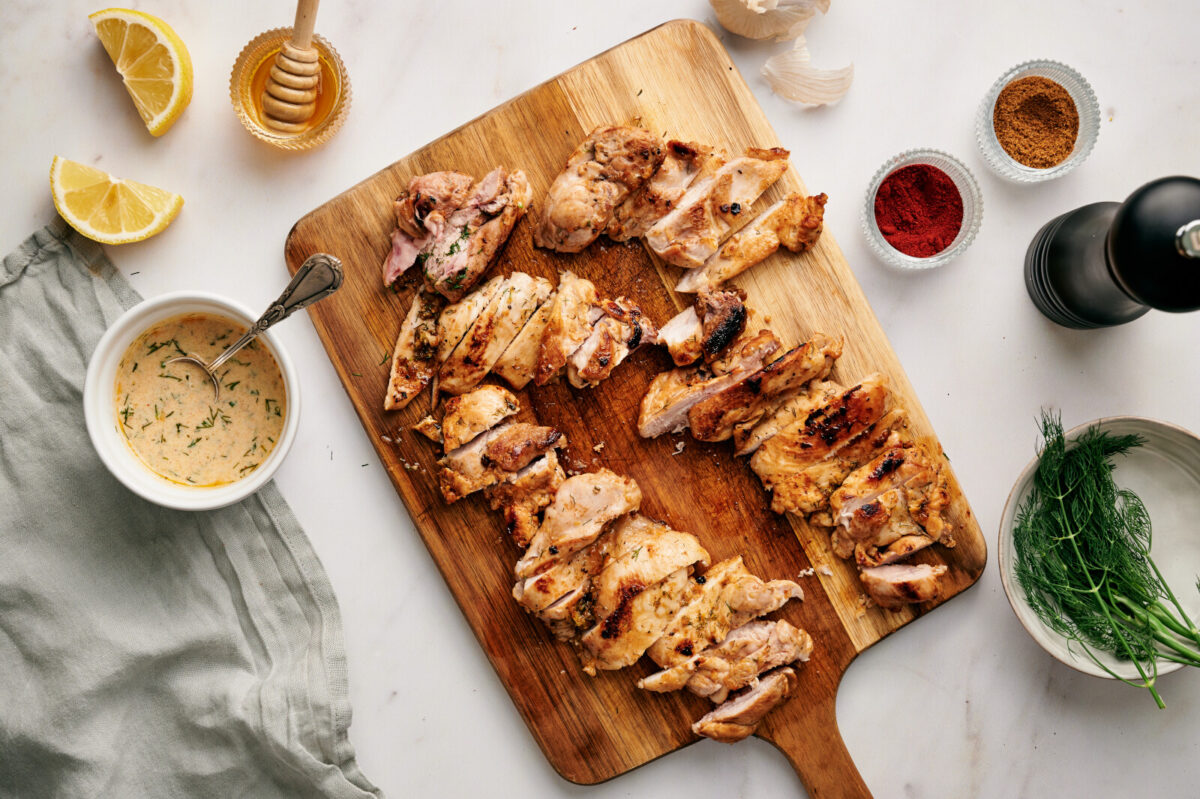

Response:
(261, 0), (322, 132)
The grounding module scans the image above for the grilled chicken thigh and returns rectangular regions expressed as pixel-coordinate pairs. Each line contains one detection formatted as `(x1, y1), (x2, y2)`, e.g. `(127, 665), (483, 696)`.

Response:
(639, 619), (812, 703)
(859, 563), (948, 609)
(687, 333), (842, 442)
(382, 171), (474, 286)
(512, 516), (618, 637)
(440, 384), (520, 451)
(606, 140), (719, 241)
(566, 297), (657, 388)
(486, 449), (565, 548)
(676, 193), (827, 294)
(514, 470), (642, 580)
(533, 271), (600, 385)
(731, 379), (841, 457)
(589, 515), (710, 623)
(492, 290), (556, 390)
(658, 289), (748, 367)
(580, 566), (694, 674)
(437, 274), (506, 364)
(691, 667), (798, 743)
(535, 125), (665, 252)
(437, 421), (563, 503)
(645, 147), (790, 269)
(384, 289), (444, 411)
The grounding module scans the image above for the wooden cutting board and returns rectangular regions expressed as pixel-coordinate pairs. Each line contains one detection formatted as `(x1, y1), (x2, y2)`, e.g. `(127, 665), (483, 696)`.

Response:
(285, 19), (986, 798)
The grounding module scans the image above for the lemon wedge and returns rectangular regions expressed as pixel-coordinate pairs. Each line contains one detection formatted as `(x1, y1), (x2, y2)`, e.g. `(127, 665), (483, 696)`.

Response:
(89, 8), (193, 137)
(51, 157), (183, 245)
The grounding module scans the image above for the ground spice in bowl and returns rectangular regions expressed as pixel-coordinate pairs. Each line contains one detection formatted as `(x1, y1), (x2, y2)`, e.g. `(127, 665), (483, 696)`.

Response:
(873, 164), (964, 257)
(993, 76), (1079, 169)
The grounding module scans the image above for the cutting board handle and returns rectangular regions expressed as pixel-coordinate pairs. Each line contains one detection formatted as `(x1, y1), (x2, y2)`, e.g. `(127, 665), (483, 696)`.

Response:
(758, 691), (872, 799)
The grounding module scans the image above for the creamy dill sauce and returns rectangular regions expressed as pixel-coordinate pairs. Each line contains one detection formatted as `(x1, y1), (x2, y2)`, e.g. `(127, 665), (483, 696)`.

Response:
(114, 312), (286, 487)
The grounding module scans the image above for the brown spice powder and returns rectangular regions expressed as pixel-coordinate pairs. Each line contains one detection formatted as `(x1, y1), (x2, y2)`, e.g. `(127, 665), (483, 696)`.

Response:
(993, 76), (1079, 169)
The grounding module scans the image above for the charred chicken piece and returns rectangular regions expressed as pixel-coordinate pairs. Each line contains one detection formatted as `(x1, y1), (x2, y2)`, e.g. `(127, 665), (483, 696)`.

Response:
(566, 296), (657, 388)
(859, 563), (948, 609)
(657, 289), (748, 367)
(645, 147), (790, 269)
(440, 384), (520, 452)
(383, 289), (445, 411)
(437, 421), (563, 503)
(486, 449), (565, 549)
(691, 667), (798, 743)
(606, 140), (719, 241)
(676, 192), (827, 294)
(732, 379), (842, 457)
(535, 125), (665, 253)
(579, 566), (694, 674)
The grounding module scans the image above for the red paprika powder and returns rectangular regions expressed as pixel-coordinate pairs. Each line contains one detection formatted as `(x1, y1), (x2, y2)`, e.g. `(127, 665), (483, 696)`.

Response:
(873, 164), (964, 257)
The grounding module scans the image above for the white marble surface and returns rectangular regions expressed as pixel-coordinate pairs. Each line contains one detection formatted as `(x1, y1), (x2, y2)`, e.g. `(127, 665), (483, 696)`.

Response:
(4, 1), (1200, 796)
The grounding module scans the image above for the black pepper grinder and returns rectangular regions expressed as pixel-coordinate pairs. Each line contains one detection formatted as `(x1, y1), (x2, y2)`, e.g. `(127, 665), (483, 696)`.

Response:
(1024, 176), (1200, 328)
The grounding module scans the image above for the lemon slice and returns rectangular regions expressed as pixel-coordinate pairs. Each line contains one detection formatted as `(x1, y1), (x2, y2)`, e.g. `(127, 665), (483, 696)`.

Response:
(51, 157), (183, 244)
(89, 8), (193, 136)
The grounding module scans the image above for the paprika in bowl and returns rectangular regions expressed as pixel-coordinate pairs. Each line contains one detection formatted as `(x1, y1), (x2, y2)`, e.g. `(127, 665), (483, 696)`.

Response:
(976, 59), (1099, 183)
(862, 148), (983, 271)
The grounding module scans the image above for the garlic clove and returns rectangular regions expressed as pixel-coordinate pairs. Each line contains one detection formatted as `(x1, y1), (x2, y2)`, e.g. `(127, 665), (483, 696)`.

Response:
(761, 36), (854, 105)
(710, 0), (831, 42)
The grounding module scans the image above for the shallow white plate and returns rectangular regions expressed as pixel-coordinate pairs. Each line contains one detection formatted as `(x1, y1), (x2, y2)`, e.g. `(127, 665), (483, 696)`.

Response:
(998, 416), (1200, 680)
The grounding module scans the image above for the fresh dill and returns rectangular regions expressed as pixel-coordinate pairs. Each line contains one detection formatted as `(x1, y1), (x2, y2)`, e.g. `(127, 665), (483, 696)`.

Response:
(1012, 411), (1200, 708)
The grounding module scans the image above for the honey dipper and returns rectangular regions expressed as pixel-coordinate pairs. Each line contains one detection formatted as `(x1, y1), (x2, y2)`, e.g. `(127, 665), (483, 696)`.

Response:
(260, 0), (322, 132)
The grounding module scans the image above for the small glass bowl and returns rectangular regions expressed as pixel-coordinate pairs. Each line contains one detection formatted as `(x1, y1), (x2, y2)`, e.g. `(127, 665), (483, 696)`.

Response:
(862, 148), (983, 271)
(230, 28), (351, 152)
(976, 59), (1099, 183)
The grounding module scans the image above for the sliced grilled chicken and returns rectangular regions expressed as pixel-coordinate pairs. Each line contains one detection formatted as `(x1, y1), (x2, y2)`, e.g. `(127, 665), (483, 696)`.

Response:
(438, 273), (554, 395)
(658, 306), (704, 367)
(486, 449), (565, 548)
(750, 375), (894, 515)
(512, 515), (618, 633)
(383, 289), (444, 411)
(606, 140), (719, 241)
(440, 384), (520, 452)
(691, 666), (798, 744)
(421, 168), (532, 301)
(383, 171), (474, 286)
(829, 444), (953, 567)
(413, 414), (442, 444)
(579, 566), (693, 674)
(566, 297), (657, 388)
(646, 556), (803, 669)
(589, 515), (710, 623)
(639, 619), (812, 703)
(533, 271), (600, 385)
(859, 563), (948, 609)
(658, 289), (748, 367)
(436, 274), (506, 364)
(535, 125), (665, 252)
(514, 470), (642, 579)
(492, 289), (555, 390)
(688, 333), (842, 442)
(437, 421), (562, 503)
(638, 330), (781, 438)
(676, 193), (827, 293)
(645, 147), (790, 269)
(732, 379), (842, 457)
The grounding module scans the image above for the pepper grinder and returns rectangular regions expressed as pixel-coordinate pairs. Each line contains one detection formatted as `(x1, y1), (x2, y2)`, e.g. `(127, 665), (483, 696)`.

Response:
(1025, 176), (1200, 328)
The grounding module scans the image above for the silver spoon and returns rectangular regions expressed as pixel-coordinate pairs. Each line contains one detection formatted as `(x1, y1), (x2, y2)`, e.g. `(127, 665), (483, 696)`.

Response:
(167, 253), (343, 400)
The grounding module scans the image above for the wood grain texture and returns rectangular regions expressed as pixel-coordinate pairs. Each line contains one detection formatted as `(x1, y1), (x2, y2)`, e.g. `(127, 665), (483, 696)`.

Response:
(284, 20), (986, 796)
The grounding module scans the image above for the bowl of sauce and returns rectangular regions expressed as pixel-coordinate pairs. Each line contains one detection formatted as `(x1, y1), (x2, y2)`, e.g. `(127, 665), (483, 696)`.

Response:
(84, 292), (300, 510)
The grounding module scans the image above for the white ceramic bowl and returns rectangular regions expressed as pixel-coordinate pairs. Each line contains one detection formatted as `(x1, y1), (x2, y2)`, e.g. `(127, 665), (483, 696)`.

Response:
(83, 292), (300, 511)
(998, 416), (1200, 680)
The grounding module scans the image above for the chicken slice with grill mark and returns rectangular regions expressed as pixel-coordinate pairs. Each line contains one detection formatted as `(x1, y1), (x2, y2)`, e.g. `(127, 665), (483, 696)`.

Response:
(438, 273), (553, 395)
(535, 125), (665, 252)
(859, 563), (948, 609)
(640, 619), (813, 703)
(676, 193), (827, 293)
(439, 384), (519, 452)
(688, 333), (842, 442)
(658, 289), (748, 367)
(691, 667), (798, 744)
(750, 375), (894, 515)
(382, 171), (474, 286)
(645, 556), (803, 669)
(513, 515), (619, 640)
(638, 330), (781, 438)
(422, 168), (532, 301)
(645, 147), (790, 269)
(606, 140), (719, 241)
(533, 271), (600, 386)
(492, 289), (555, 390)
(514, 470), (642, 580)
(566, 297), (657, 388)
(436, 274), (506, 364)
(436, 421), (562, 503)
(589, 515), (710, 623)
(579, 566), (693, 674)
(486, 449), (565, 549)
(732, 379), (842, 457)
(383, 289), (445, 411)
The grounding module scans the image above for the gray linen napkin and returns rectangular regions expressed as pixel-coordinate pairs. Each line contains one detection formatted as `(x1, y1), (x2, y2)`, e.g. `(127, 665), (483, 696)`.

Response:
(0, 220), (380, 799)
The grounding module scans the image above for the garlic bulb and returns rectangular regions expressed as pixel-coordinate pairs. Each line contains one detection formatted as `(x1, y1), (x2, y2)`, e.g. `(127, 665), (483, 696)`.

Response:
(762, 36), (853, 105)
(710, 0), (831, 42)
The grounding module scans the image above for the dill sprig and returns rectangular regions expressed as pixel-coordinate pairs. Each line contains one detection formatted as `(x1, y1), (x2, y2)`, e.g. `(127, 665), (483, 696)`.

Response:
(1013, 411), (1200, 707)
